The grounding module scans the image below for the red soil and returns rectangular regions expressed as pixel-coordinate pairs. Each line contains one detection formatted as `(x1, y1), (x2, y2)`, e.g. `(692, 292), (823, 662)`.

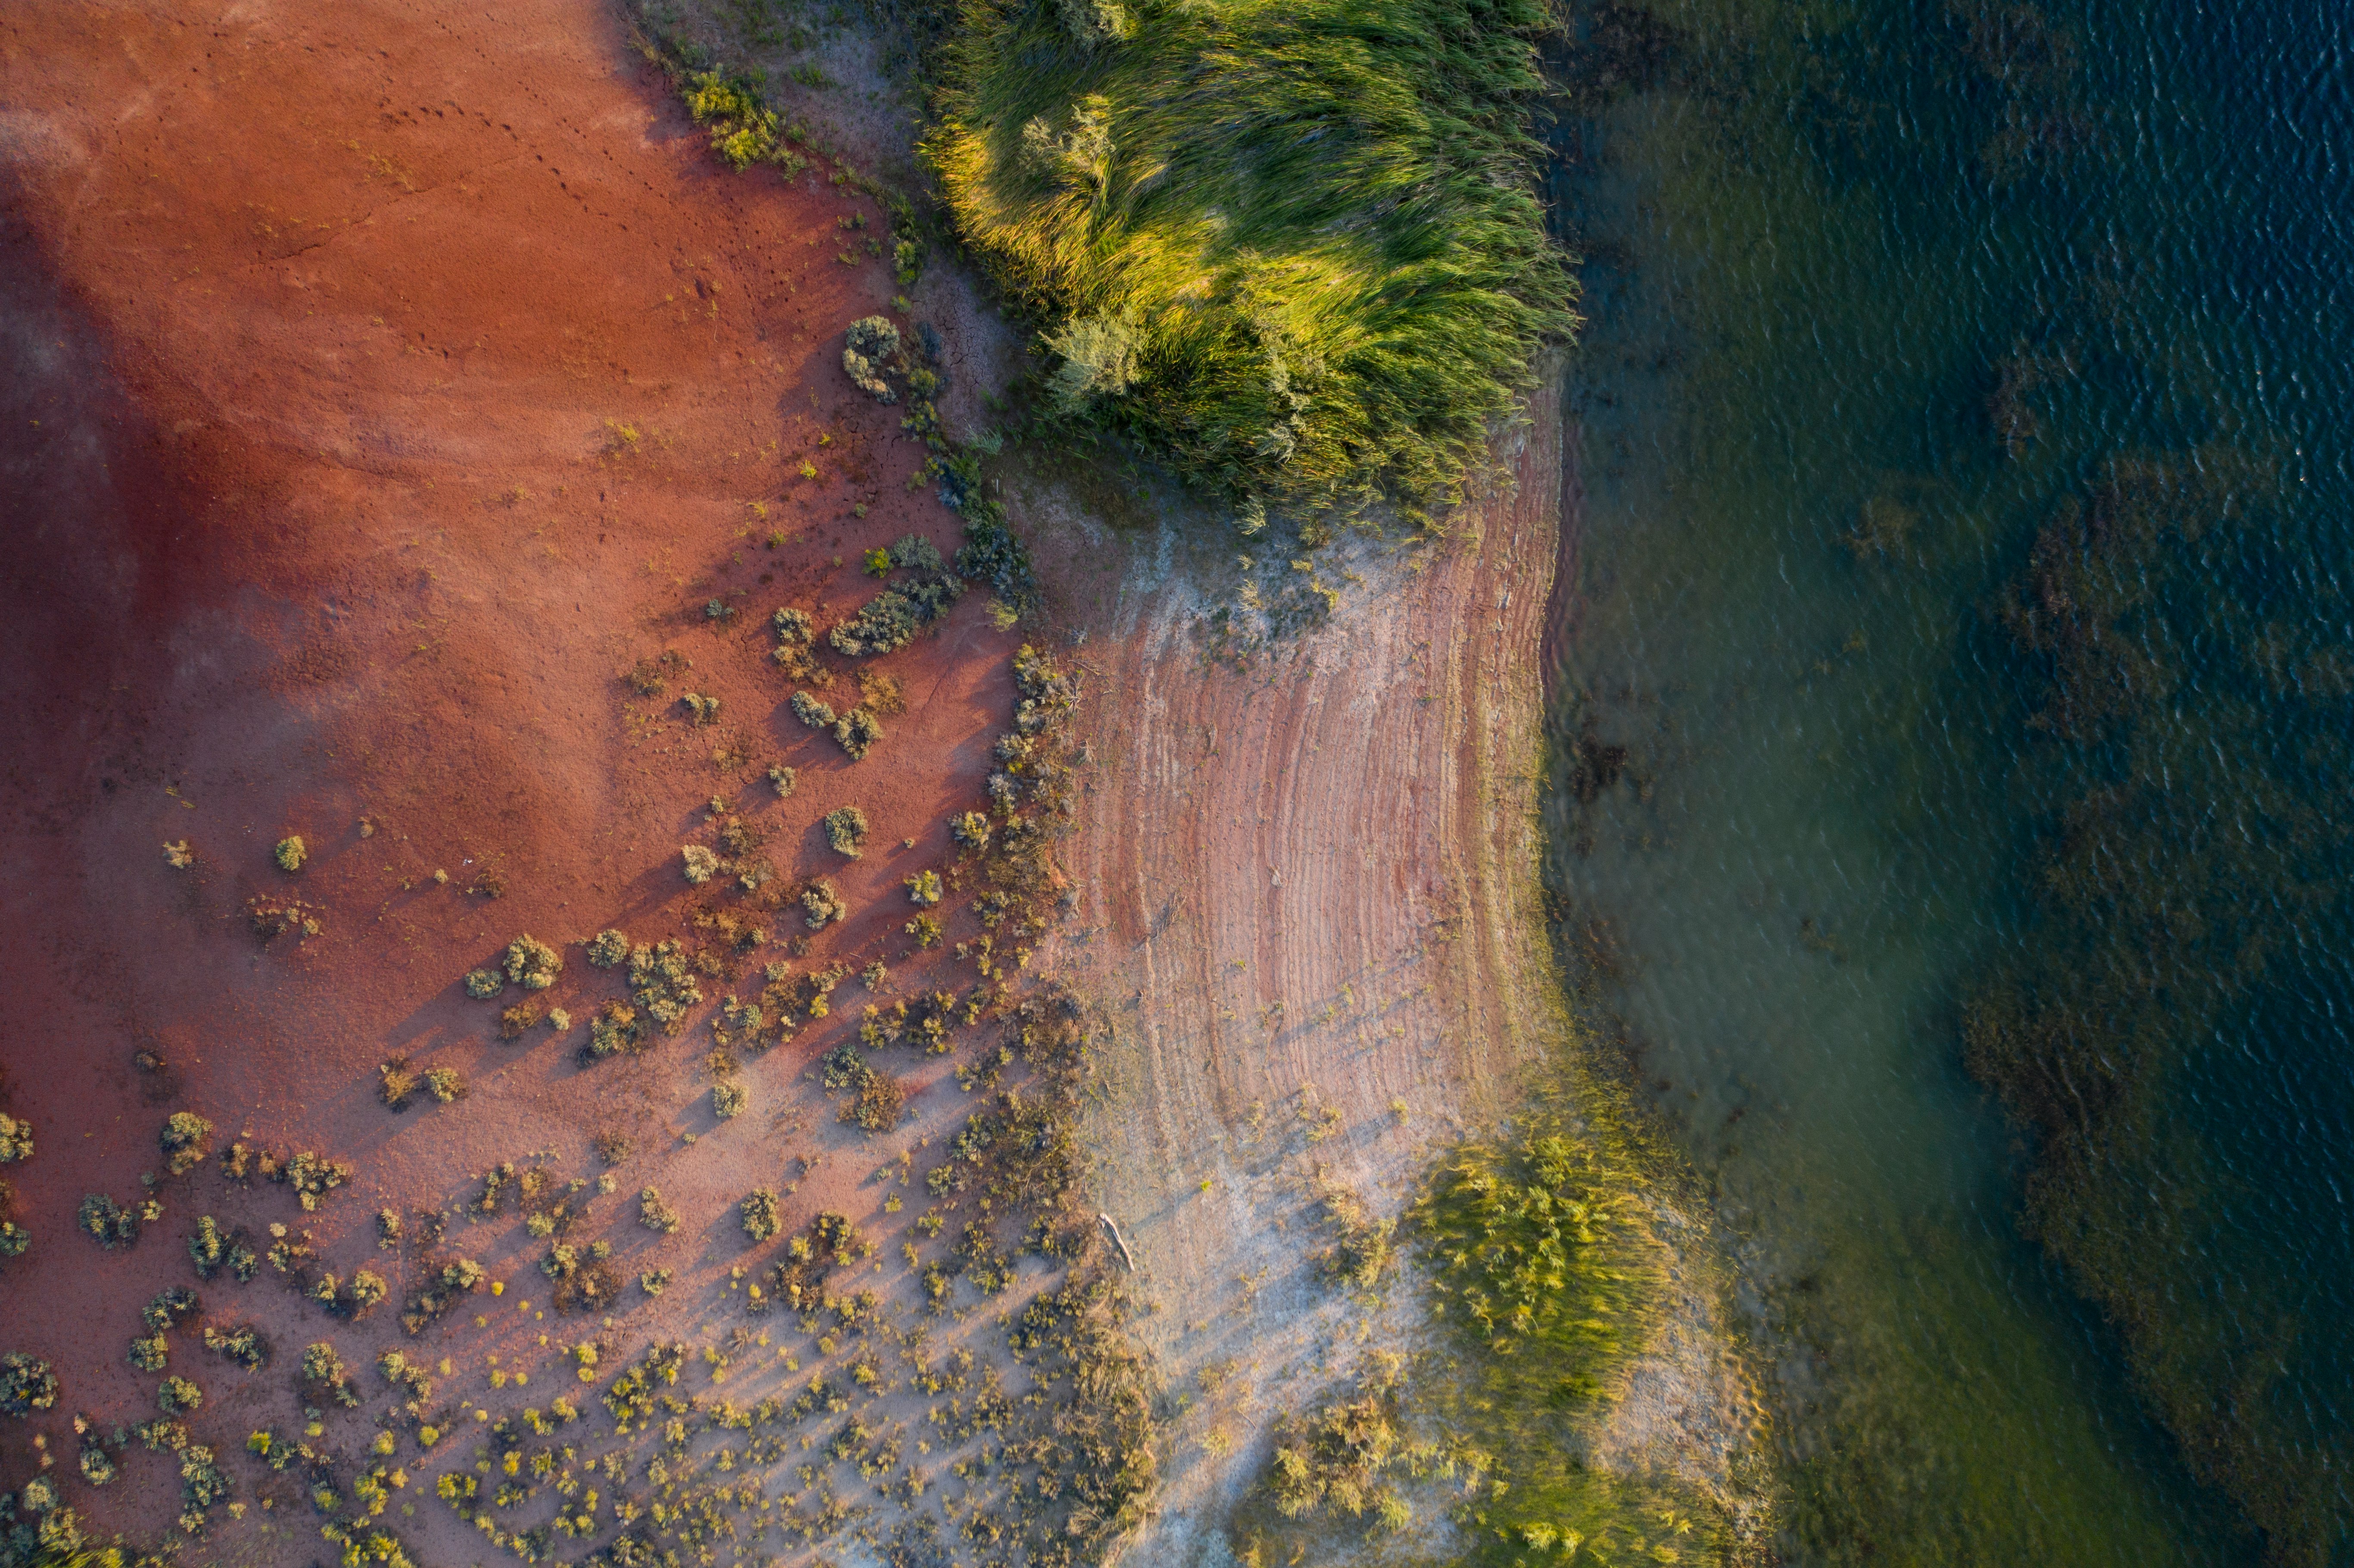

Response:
(0, 0), (1020, 1552)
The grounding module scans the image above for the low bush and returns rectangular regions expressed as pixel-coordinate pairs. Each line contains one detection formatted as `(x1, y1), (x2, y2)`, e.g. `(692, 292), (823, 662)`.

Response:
(156, 1375), (202, 1416)
(314, 1268), (389, 1321)
(504, 934), (563, 989)
(201, 1324), (269, 1371)
(824, 805), (870, 858)
(129, 1334), (168, 1372)
(638, 1188), (682, 1234)
(740, 1188), (784, 1242)
(464, 968), (504, 999)
(499, 999), (543, 1039)
(682, 844), (720, 885)
(790, 691), (837, 728)
(0, 1113), (29, 1164)
(273, 835), (307, 872)
(143, 1286), (199, 1333)
(0, 1352), (58, 1416)
(834, 706), (884, 760)
(768, 764), (797, 797)
(399, 1257), (485, 1336)
(585, 928), (631, 968)
(801, 880), (849, 930)
(78, 1193), (139, 1249)
(951, 810), (993, 849)
(159, 1111), (213, 1176)
(585, 1002), (646, 1061)
(681, 691), (723, 725)
(189, 1215), (257, 1281)
(828, 577), (963, 658)
(712, 1083), (747, 1120)
(843, 316), (900, 403)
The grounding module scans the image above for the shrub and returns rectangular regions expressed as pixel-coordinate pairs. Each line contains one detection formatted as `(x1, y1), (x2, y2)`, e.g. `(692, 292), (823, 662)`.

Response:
(640, 1269), (673, 1297)
(399, 1257), (485, 1335)
(246, 893), (324, 941)
(628, 940), (703, 1031)
(594, 1130), (632, 1165)
(824, 806), (870, 858)
(828, 578), (963, 658)
(834, 707), (884, 760)
(905, 870), (943, 906)
(638, 1188), (682, 1234)
(189, 1215), (255, 1281)
(848, 1072), (907, 1133)
(79, 1436), (115, 1487)
(78, 1193), (138, 1249)
(0, 1113), (29, 1164)
(159, 1111), (213, 1176)
(801, 880), (849, 930)
(585, 1002), (645, 1061)
(906, 912), (944, 947)
(740, 1188), (784, 1242)
(768, 764), (797, 797)
(129, 1335), (168, 1372)
(585, 928), (631, 968)
(377, 1208), (403, 1247)
(1267, 1355), (1416, 1528)
(143, 1286), (199, 1332)
(273, 835), (306, 872)
(843, 316), (901, 403)
(378, 1058), (422, 1110)
(681, 691), (722, 725)
(790, 690), (836, 728)
(1311, 1182), (1396, 1291)
(424, 1067), (464, 1104)
(951, 811), (993, 850)
(504, 935), (563, 990)
(163, 839), (195, 869)
(201, 1324), (269, 1370)
(682, 845), (720, 885)
(314, 1269), (389, 1321)
(464, 968), (504, 999)
(772, 607), (815, 644)
(712, 1083), (747, 1120)
(157, 1376), (202, 1416)
(0, 1352), (58, 1416)
(499, 999), (544, 1039)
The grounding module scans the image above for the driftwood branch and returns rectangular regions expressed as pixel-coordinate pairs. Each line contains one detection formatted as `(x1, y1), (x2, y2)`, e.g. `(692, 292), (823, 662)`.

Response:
(1098, 1212), (1137, 1273)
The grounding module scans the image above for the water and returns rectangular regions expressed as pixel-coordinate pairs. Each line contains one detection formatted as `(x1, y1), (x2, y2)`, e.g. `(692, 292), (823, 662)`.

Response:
(1538, 0), (2354, 1562)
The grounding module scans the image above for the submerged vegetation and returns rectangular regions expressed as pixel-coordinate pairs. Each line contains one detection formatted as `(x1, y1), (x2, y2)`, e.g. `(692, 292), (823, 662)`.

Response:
(928, 0), (1577, 522)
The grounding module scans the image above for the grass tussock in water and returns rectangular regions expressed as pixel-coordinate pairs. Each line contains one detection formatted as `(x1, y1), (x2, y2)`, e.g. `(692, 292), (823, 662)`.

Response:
(1411, 1118), (1726, 1565)
(925, 0), (1579, 523)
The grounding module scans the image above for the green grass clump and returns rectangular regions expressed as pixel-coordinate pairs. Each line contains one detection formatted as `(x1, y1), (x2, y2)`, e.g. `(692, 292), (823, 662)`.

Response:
(1406, 1123), (1724, 1565)
(927, 0), (1577, 522)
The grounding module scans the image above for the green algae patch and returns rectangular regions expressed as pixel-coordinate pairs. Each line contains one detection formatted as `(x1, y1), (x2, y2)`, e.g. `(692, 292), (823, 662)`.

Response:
(926, 0), (1578, 521)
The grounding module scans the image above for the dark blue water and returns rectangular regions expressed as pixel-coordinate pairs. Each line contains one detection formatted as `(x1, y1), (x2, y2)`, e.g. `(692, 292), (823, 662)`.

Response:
(1541, 0), (2353, 1561)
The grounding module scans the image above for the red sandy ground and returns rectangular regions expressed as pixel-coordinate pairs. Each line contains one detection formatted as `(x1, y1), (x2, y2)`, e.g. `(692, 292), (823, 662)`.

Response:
(0, 0), (1028, 1556)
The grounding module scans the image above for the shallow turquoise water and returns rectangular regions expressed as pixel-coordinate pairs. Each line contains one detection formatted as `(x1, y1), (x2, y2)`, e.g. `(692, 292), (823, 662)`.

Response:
(1541, 0), (2352, 1561)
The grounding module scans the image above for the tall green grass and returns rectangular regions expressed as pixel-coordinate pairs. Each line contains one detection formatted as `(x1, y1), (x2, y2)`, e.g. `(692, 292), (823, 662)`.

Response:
(925, 0), (1579, 524)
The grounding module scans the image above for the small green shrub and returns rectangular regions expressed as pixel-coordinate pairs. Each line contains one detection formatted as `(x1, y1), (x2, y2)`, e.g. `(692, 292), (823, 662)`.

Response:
(1312, 1181), (1396, 1291)
(772, 607), (815, 644)
(302, 1341), (361, 1409)
(802, 879), (849, 930)
(163, 839), (195, 869)
(906, 912), (944, 947)
(425, 1067), (464, 1103)
(143, 1287), (199, 1332)
(906, 869), (943, 905)
(585, 1002), (645, 1061)
(504, 934), (563, 990)
(0, 1352), (58, 1416)
(159, 1111), (213, 1176)
(640, 1269), (673, 1297)
(201, 1324), (269, 1370)
(188, 1214), (255, 1281)
(156, 1376), (202, 1416)
(712, 1083), (747, 1120)
(273, 835), (306, 872)
(398, 1257), (485, 1335)
(464, 968), (504, 999)
(79, 1435), (115, 1486)
(0, 1113), (30, 1163)
(1267, 1353), (1417, 1530)
(834, 706), (884, 760)
(828, 578), (962, 658)
(824, 806), (870, 858)
(740, 1188), (784, 1242)
(78, 1193), (139, 1249)
(681, 691), (723, 725)
(768, 764), (797, 797)
(378, 1058), (421, 1110)
(129, 1335), (168, 1372)
(377, 1208), (403, 1248)
(638, 1188), (682, 1234)
(790, 690), (837, 728)
(499, 999), (544, 1039)
(844, 316), (901, 404)
(585, 928), (631, 968)
(848, 1072), (907, 1133)
(682, 844), (720, 885)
